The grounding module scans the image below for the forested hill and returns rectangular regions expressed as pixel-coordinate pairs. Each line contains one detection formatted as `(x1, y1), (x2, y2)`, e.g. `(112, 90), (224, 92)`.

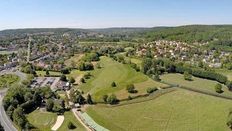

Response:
(141, 25), (232, 43)
(1, 25), (232, 47)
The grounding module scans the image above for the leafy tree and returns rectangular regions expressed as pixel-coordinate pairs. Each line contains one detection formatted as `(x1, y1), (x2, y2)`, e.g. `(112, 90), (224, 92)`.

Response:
(184, 71), (192, 81)
(141, 58), (153, 74)
(46, 99), (54, 111)
(80, 78), (85, 83)
(60, 75), (67, 81)
(102, 95), (108, 103)
(126, 84), (137, 93)
(107, 94), (118, 105)
(0, 122), (4, 131)
(12, 107), (27, 128)
(227, 109), (232, 129)
(69, 77), (75, 84)
(111, 82), (116, 87)
(86, 94), (94, 104)
(215, 83), (223, 93)
(152, 74), (161, 81)
(76, 94), (85, 105)
(68, 121), (76, 129)
(46, 70), (49, 76)
(61, 68), (70, 74)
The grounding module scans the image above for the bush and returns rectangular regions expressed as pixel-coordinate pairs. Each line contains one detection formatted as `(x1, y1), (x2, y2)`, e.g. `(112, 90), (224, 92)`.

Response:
(80, 78), (85, 83)
(128, 95), (133, 100)
(68, 121), (76, 129)
(60, 75), (67, 81)
(215, 83), (223, 93)
(61, 68), (70, 74)
(107, 94), (118, 105)
(111, 82), (116, 87)
(184, 71), (192, 81)
(147, 87), (158, 94)
(126, 84), (137, 93)
(69, 77), (75, 84)
(102, 95), (108, 103)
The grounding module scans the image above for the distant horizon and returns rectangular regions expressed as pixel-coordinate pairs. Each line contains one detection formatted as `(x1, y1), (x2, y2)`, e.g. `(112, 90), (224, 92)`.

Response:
(0, 0), (232, 30)
(1, 24), (232, 32)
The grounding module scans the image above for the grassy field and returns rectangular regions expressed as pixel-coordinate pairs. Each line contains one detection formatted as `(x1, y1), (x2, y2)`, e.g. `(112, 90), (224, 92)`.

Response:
(215, 69), (232, 81)
(79, 56), (166, 101)
(64, 54), (84, 67)
(0, 74), (19, 89)
(27, 110), (57, 131)
(160, 73), (232, 97)
(87, 89), (232, 131)
(36, 71), (62, 76)
(58, 111), (86, 131)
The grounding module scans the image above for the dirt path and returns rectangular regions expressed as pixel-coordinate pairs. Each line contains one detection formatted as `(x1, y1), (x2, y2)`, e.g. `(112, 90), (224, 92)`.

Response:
(72, 109), (92, 131)
(51, 115), (64, 131)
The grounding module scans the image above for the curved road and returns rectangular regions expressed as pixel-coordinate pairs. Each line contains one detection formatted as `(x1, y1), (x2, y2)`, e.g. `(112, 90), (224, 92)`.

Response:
(0, 68), (27, 131)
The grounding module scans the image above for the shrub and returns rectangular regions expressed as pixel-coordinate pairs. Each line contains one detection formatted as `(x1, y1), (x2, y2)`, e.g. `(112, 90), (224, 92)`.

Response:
(61, 68), (70, 74)
(215, 83), (223, 93)
(147, 87), (158, 94)
(184, 71), (192, 81)
(102, 95), (108, 103)
(60, 75), (67, 81)
(69, 77), (75, 84)
(111, 82), (116, 87)
(128, 95), (133, 100)
(68, 121), (76, 129)
(126, 84), (137, 93)
(80, 78), (85, 83)
(107, 94), (118, 105)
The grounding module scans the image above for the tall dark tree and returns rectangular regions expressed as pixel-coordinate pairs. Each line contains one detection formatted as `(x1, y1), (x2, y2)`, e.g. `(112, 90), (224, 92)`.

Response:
(86, 94), (93, 104)
(0, 123), (4, 131)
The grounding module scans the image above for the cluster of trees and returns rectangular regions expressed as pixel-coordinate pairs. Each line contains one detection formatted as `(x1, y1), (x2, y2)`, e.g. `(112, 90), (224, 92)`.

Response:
(3, 85), (61, 129)
(82, 52), (100, 62)
(102, 94), (118, 105)
(77, 62), (94, 71)
(20, 63), (36, 75)
(69, 89), (93, 105)
(45, 99), (65, 113)
(175, 64), (228, 84)
(141, 57), (232, 90)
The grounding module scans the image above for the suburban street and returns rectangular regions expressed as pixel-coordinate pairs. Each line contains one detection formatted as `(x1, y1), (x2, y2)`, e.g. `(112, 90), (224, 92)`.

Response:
(0, 68), (27, 131)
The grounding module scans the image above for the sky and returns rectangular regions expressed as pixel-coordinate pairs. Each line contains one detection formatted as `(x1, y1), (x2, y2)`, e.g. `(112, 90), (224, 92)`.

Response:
(0, 0), (232, 30)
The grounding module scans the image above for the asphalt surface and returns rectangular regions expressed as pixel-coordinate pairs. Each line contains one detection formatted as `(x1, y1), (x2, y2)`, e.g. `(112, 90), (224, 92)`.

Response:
(0, 68), (27, 131)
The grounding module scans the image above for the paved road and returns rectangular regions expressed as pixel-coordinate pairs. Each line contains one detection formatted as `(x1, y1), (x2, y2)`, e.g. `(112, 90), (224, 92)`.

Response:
(0, 68), (27, 131)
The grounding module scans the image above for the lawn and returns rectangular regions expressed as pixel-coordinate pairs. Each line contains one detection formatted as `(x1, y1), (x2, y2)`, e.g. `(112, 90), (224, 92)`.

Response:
(27, 110), (57, 131)
(79, 56), (166, 101)
(0, 74), (19, 89)
(58, 111), (86, 131)
(36, 71), (62, 77)
(160, 73), (232, 97)
(65, 54), (84, 67)
(87, 89), (232, 131)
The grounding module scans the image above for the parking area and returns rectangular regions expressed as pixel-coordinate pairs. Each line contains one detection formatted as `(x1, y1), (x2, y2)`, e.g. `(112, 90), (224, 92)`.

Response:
(31, 77), (60, 90)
